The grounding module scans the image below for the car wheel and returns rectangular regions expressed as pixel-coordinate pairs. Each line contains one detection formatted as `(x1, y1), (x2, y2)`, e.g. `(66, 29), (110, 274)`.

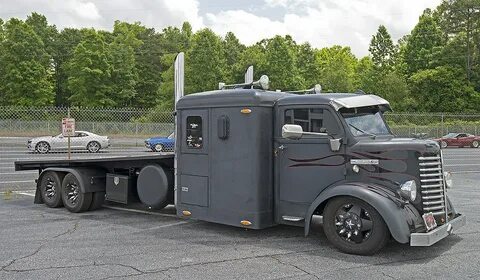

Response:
(154, 144), (164, 152)
(87, 141), (101, 153)
(323, 197), (389, 255)
(39, 171), (64, 208)
(440, 141), (448, 149)
(472, 141), (479, 148)
(35, 141), (50, 153)
(61, 173), (92, 213)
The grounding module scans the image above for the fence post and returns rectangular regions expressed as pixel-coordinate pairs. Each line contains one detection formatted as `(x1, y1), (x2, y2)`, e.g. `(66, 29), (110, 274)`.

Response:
(441, 113), (444, 136)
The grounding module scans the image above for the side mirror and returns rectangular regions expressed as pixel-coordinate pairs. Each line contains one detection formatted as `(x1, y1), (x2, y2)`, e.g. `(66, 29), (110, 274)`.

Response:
(282, 124), (303, 140)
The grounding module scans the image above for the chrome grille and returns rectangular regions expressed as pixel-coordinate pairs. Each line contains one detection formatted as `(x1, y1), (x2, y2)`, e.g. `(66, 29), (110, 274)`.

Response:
(418, 155), (446, 217)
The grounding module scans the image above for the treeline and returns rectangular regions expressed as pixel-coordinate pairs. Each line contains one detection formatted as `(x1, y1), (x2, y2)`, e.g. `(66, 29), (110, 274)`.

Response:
(0, 0), (479, 112)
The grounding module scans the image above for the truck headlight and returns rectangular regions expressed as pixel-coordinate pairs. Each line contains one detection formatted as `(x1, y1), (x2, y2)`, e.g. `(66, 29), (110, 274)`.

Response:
(400, 180), (417, 201)
(444, 171), (452, 189)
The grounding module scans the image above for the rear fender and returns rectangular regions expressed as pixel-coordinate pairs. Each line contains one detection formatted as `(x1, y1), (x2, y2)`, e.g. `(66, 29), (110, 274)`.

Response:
(304, 183), (422, 244)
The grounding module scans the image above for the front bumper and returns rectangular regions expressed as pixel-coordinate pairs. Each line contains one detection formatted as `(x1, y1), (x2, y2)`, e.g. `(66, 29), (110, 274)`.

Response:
(410, 214), (466, 246)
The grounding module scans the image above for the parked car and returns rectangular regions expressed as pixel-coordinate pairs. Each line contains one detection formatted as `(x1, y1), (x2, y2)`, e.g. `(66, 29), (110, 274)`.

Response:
(434, 132), (480, 148)
(28, 131), (110, 153)
(145, 132), (175, 152)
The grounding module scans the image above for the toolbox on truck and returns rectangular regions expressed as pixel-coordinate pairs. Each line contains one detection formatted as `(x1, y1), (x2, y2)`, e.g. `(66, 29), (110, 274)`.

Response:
(105, 173), (132, 204)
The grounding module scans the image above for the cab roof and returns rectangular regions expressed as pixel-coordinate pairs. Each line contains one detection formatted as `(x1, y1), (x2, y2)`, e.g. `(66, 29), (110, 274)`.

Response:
(176, 89), (390, 110)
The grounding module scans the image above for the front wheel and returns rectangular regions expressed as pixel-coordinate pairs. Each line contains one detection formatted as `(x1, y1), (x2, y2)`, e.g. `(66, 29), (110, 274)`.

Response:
(153, 144), (164, 152)
(472, 140), (479, 148)
(36, 141), (50, 153)
(323, 197), (389, 255)
(440, 141), (448, 149)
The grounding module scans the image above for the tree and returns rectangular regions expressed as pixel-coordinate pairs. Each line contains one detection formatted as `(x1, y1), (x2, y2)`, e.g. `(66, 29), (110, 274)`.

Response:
(0, 18), (54, 106)
(369, 25), (397, 72)
(25, 12), (57, 56)
(185, 28), (227, 94)
(409, 66), (479, 112)
(315, 46), (357, 92)
(403, 9), (445, 74)
(0, 18), (4, 41)
(297, 43), (321, 88)
(66, 29), (114, 107)
(223, 32), (245, 83)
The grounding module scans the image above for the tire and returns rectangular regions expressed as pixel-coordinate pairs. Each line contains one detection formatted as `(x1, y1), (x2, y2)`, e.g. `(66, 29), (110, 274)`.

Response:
(323, 197), (389, 255)
(472, 141), (479, 148)
(61, 173), (92, 213)
(89, 191), (105, 210)
(39, 171), (64, 208)
(440, 141), (448, 149)
(35, 141), (50, 154)
(87, 141), (101, 153)
(153, 144), (164, 152)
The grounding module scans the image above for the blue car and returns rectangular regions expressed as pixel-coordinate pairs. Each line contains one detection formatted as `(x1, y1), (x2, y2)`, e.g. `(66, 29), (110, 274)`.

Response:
(145, 132), (175, 152)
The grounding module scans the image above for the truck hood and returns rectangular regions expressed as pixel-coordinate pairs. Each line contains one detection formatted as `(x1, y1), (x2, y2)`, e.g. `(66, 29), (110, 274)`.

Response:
(351, 137), (440, 154)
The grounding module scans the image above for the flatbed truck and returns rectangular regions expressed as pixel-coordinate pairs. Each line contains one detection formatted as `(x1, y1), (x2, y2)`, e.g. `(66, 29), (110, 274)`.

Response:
(15, 53), (466, 255)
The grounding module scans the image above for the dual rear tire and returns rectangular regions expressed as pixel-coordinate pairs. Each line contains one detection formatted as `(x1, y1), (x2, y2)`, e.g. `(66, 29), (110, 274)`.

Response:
(39, 172), (105, 213)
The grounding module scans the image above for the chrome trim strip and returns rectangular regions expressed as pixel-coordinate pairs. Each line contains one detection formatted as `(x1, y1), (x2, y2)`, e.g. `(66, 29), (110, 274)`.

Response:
(424, 205), (445, 211)
(421, 178), (443, 183)
(420, 172), (443, 177)
(418, 156), (440, 160)
(423, 200), (444, 205)
(419, 161), (441, 166)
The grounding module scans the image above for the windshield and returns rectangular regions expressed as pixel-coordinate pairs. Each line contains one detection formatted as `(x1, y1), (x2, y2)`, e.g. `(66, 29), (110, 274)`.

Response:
(443, 133), (457, 138)
(168, 132), (175, 139)
(340, 107), (391, 137)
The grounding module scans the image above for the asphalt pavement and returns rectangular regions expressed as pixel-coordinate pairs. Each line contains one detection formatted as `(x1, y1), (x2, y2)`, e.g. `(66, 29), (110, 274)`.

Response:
(0, 137), (479, 279)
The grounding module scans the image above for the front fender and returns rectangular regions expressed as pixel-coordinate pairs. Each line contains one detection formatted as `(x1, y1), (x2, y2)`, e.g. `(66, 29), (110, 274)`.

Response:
(304, 182), (422, 244)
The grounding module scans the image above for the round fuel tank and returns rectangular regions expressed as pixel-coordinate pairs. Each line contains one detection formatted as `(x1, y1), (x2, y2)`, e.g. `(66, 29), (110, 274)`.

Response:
(137, 165), (173, 209)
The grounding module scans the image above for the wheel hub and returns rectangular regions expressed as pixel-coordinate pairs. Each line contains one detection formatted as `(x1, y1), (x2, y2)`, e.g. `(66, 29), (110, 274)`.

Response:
(335, 204), (372, 243)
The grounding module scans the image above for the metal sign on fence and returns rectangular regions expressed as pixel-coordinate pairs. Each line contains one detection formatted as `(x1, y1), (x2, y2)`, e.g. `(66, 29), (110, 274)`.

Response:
(62, 118), (75, 137)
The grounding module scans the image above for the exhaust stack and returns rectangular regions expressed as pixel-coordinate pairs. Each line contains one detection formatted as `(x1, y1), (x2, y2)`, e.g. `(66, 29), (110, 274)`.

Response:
(174, 52), (184, 109)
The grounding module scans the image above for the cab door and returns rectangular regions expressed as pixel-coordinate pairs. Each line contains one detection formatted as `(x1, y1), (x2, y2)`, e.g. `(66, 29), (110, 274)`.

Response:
(274, 105), (347, 224)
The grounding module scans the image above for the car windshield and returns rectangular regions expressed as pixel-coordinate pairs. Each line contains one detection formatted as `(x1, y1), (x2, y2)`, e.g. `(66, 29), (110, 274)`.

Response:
(340, 106), (391, 137)
(168, 132), (175, 139)
(443, 133), (458, 138)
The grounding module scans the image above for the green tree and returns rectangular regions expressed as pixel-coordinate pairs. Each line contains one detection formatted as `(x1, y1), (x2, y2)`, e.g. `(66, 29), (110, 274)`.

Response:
(25, 12), (57, 56)
(232, 43), (267, 83)
(297, 43), (321, 88)
(185, 28), (226, 94)
(315, 46), (357, 92)
(409, 66), (479, 112)
(403, 9), (445, 74)
(0, 18), (4, 41)
(369, 25), (397, 72)
(66, 29), (114, 107)
(0, 18), (54, 106)
(223, 32), (245, 83)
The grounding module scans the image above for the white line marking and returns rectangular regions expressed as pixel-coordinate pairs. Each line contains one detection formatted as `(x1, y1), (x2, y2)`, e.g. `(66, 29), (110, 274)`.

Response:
(103, 206), (177, 218)
(0, 172), (37, 175)
(444, 164), (480, 166)
(451, 171), (480, 174)
(0, 180), (35, 184)
(16, 192), (35, 197)
(134, 221), (189, 232)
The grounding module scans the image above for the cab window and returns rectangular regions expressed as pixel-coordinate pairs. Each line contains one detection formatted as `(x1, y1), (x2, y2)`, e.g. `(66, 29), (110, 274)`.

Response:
(186, 116), (203, 148)
(284, 108), (340, 135)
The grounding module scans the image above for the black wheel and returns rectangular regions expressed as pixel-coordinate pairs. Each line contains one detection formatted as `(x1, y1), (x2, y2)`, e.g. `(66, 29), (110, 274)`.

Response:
(153, 144), (164, 152)
(87, 141), (101, 153)
(440, 141), (448, 149)
(39, 171), (64, 208)
(61, 173), (92, 213)
(36, 141), (50, 153)
(472, 141), (479, 148)
(89, 191), (105, 210)
(323, 197), (389, 255)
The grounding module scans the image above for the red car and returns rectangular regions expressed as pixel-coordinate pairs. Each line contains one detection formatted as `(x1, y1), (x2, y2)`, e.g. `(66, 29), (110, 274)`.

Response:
(435, 133), (480, 148)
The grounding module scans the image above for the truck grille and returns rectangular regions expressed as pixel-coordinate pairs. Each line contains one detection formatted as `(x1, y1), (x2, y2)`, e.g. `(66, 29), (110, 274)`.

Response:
(418, 155), (447, 217)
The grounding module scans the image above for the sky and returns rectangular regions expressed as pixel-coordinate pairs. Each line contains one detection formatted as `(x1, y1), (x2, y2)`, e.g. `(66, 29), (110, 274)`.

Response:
(0, 0), (442, 57)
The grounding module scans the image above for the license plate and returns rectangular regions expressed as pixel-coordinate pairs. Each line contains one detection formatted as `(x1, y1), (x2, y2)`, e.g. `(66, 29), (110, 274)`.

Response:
(423, 212), (437, 231)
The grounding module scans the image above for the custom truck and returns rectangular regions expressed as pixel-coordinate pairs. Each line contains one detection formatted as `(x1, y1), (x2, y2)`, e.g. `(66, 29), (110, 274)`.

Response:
(15, 53), (465, 255)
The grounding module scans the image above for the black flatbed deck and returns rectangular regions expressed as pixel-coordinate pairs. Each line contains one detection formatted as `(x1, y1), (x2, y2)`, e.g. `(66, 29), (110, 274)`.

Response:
(15, 154), (174, 171)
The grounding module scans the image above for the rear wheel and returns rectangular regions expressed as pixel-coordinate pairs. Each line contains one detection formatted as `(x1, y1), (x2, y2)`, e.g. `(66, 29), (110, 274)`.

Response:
(153, 144), (164, 152)
(472, 140), (479, 148)
(323, 197), (389, 255)
(39, 171), (64, 208)
(440, 141), (448, 149)
(36, 141), (50, 153)
(87, 141), (101, 153)
(61, 173), (92, 213)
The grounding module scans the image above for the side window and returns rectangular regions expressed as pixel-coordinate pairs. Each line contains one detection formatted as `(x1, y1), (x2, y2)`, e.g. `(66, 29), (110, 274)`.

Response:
(284, 108), (340, 135)
(186, 116), (203, 149)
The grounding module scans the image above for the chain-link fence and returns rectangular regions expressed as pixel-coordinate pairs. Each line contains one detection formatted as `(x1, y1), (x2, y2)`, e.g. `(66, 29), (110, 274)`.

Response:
(1, 106), (480, 151)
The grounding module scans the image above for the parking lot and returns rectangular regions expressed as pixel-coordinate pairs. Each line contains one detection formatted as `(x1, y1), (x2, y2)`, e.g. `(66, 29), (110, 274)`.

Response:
(1, 137), (479, 279)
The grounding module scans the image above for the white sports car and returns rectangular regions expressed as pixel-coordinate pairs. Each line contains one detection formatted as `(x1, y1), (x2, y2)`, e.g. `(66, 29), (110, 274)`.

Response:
(28, 131), (110, 153)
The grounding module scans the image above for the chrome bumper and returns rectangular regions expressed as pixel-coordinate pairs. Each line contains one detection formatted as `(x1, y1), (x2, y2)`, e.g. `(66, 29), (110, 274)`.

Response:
(410, 214), (466, 246)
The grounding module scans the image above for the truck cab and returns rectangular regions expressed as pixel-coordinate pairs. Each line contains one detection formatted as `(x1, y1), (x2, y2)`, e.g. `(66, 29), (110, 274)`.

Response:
(175, 87), (465, 255)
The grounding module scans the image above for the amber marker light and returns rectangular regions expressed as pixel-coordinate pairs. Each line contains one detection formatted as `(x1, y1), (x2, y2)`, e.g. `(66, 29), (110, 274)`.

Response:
(240, 220), (252, 226)
(182, 210), (191, 216)
(240, 108), (252, 114)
